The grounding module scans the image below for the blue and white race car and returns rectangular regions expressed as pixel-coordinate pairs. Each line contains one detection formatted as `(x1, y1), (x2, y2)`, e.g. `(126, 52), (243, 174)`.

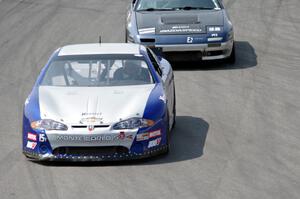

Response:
(126, 0), (235, 62)
(23, 43), (176, 161)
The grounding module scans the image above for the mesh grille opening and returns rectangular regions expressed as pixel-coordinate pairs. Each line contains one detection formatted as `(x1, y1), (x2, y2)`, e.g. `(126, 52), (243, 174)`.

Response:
(53, 146), (129, 156)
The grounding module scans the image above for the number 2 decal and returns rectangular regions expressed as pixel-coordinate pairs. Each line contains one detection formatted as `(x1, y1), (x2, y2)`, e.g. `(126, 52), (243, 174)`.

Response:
(187, 37), (193, 43)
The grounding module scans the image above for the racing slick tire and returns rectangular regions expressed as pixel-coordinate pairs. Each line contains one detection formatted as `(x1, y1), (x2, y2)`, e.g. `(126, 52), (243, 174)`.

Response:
(172, 87), (176, 129)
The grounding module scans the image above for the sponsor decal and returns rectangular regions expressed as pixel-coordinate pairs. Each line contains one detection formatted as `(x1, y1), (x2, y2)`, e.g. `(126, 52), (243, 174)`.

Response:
(82, 112), (102, 117)
(80, 117), (103, 124)
(27, 133), (37, 141)
(39, 134), (47, 142)
(149, 130), (161, 138)
(173, 25), (190, 29)
(126, 135), (133, 140)
(148, 138), (161, 148)
(118, 132), (134, 140)
(118, 132), (125, 140)
(207, 37), (223, 42)
(26, 141), (37, 149)
(56, 135), (118, 142)
(157, 24), (204, 35)
(136, 132), (149, 141)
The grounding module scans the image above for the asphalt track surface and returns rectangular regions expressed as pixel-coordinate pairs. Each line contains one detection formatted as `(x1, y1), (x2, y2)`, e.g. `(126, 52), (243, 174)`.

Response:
(0, 0), (299, 198)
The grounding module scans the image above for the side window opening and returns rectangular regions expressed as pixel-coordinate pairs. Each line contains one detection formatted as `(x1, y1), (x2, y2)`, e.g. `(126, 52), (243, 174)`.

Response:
(147, 48), (162, 76)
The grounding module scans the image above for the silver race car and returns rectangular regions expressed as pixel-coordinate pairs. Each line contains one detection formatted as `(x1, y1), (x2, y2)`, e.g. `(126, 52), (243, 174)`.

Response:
(22, 43), (176, 161)
(126, 0), (235, 62)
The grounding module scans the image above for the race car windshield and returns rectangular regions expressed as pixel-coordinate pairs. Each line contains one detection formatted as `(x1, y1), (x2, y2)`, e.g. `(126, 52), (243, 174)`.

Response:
(41, 54), (154, 87)
(136, 0), (221, 11)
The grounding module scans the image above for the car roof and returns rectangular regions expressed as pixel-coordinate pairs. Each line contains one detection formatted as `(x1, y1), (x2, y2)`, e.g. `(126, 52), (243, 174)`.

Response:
(58, 43), (145, 56)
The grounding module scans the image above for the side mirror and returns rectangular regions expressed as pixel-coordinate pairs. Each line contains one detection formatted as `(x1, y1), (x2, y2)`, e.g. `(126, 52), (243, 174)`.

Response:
(159, 58), (171, 82)
(156, 55), (163, 62)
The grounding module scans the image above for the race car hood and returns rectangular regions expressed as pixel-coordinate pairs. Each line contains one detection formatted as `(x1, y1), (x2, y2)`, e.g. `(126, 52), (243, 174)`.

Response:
(136, 10), (224, 34)
(38, 85), (155, 125)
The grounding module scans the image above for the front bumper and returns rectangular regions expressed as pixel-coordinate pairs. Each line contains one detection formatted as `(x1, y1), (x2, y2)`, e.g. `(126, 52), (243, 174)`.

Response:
(155, 40), (233, 60)
(23, 117), (169, 161)
(23, 144), (168, 161)
(153, 39), (233, 61)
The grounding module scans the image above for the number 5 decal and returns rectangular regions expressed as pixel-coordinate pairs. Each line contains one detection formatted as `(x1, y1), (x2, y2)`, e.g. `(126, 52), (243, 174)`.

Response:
(187, 37), (193, 43)
(39, 134), (47, 142)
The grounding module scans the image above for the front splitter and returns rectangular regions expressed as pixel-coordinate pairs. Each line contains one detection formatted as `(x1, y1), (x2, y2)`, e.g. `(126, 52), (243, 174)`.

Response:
(23, 145), (169, 162)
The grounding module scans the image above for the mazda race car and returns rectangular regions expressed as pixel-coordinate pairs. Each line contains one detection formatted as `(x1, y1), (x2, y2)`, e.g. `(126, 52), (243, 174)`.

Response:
(126, 0), (235, 62)
(23, 43), (176, 161)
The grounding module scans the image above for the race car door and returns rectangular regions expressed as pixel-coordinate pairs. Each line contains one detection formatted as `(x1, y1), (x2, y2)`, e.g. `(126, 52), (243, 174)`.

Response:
(147, 48), (175, 128)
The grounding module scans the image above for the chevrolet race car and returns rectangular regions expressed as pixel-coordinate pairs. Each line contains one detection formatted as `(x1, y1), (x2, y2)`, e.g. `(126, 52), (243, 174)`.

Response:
(23, 43), (176, 161)
(126, 0), (235, 62)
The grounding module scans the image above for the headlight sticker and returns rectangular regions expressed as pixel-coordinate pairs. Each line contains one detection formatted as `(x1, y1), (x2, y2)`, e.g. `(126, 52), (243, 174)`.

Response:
(138, 27), (155, 35)
(136, 132), (149, 141)
(136, 130), (161, 141)
(208, 26), (221, 32)
(149, 130), (161, 138)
